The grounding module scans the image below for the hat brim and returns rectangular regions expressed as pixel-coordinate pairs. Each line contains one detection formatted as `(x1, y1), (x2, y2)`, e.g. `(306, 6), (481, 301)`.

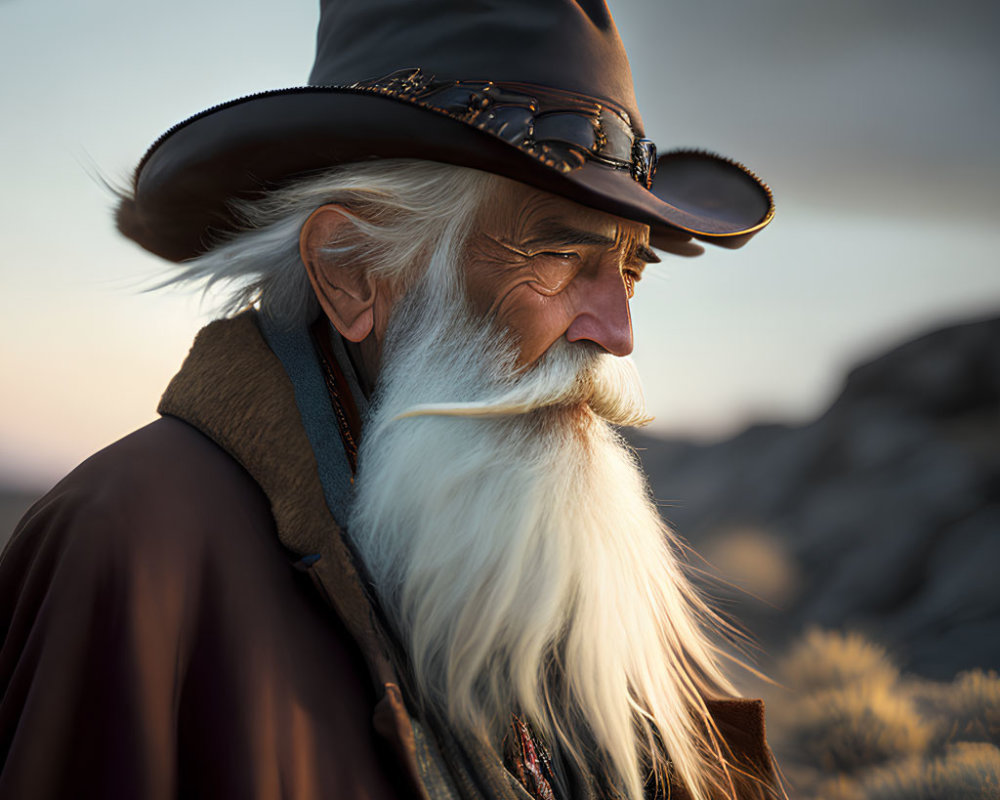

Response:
(118, 87), (773, 262)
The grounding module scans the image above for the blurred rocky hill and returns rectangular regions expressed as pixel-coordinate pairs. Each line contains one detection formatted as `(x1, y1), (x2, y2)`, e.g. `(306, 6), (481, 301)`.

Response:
(631, 312), (1000, 680)
(3, 313), (998, 681)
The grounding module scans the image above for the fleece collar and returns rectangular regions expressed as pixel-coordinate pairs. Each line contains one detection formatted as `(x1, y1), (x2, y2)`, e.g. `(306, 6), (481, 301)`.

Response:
(156, 311), (776, 800)
(158, 310), (399, 678)
(156, 311), (548, 800)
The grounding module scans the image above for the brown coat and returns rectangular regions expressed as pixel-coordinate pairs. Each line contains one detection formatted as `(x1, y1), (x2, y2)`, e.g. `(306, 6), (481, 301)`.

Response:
(0, 314), (774, 799)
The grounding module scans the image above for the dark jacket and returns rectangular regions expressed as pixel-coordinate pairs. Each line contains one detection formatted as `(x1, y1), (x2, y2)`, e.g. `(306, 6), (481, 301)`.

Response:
(0, 314), (775, 799)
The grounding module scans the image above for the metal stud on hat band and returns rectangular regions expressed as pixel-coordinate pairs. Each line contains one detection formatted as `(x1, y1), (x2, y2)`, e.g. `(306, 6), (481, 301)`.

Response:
(347, 68), (659, 187)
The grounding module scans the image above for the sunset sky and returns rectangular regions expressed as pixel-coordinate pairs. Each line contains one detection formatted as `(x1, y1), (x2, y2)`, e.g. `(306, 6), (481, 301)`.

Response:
(2, 0), (998, 490)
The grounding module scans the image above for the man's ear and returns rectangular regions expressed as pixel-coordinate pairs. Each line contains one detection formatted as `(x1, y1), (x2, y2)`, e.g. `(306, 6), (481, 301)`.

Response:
(300, 204), (376, 342)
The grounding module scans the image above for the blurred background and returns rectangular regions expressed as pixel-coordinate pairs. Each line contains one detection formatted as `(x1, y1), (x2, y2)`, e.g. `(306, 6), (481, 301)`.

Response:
(1, 1), (998, 795)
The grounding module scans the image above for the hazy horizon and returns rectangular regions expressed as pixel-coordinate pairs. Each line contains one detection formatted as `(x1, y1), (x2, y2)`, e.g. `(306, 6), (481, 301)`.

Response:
(2, 0), (998, 491)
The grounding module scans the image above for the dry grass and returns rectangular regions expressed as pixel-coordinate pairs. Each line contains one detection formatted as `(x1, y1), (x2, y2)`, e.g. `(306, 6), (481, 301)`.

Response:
(810, 744), (1000, 800)
(776, 683), (932, 775)
(861, 742), (1000, 800)
(908, 670), (1000, 748)
(767, 630), (999, 799)
(701, 525), (800, 606)
(778, 628), (899, 695)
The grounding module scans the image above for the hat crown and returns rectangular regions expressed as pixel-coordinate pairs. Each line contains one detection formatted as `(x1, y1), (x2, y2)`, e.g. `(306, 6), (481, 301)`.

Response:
(308, 0), (643, 132)
(118, 0), (772, 263)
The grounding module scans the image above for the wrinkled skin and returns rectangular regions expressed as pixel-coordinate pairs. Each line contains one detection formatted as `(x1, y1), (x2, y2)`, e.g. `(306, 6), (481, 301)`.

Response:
(301, 179), (659, 384)
(463, 180), (658, 367)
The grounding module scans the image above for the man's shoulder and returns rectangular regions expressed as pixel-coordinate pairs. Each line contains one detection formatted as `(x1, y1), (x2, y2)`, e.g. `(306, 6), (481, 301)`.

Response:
(4, 416), (276, 583)
(0, 420), (413, 800)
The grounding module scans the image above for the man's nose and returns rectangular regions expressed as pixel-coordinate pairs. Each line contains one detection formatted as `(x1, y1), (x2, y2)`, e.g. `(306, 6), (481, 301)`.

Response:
(564, 267), (634, 357)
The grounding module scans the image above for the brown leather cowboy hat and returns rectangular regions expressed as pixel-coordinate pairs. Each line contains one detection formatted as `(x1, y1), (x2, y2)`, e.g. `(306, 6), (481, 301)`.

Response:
(116, 0), (774, 262)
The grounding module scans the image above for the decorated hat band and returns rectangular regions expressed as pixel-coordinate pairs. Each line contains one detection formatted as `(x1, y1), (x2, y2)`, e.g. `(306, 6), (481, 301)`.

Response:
(348, 67), (659, 187)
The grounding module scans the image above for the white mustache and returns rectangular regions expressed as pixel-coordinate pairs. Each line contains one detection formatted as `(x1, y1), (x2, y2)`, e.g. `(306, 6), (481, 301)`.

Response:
(394, 344), (652, 427)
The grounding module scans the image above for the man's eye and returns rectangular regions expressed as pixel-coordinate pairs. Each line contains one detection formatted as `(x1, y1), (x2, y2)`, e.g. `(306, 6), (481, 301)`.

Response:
(528, 255), (581, 296)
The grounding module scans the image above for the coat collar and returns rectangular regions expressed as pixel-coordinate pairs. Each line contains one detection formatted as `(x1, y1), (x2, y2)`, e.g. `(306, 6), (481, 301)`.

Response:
(158, 311), (432, 796)
(159, 312), (390, 673)
(157, 311), (778, 800)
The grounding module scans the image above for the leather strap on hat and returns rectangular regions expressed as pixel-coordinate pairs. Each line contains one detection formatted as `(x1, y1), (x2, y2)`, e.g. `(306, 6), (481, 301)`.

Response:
(349, 68), (658, 187)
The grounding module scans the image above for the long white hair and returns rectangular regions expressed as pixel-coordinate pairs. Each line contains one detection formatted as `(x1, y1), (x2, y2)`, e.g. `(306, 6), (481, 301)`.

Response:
(158, 160), (761, 799)
(349, 237), (756, 800)
(151, 159), (498, 324)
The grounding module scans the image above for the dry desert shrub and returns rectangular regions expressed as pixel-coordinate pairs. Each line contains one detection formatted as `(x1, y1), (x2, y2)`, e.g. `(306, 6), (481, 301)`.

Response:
(819, 776), (864, 800)
(859, 742), (1000, 800)
(701, 525), (800, 606)
(905, 670), (1000, 750)
(778, 629), (899, 695)
(776, 682), (933, 775)
(928, 670), (1000, 747)
(766, 630), (1000, 798)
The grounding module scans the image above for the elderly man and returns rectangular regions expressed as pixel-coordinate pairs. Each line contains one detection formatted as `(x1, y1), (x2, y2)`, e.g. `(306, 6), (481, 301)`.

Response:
(0, 1), (777, 799)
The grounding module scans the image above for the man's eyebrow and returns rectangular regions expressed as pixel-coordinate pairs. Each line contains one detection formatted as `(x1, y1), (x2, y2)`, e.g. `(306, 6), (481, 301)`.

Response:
(519, 222), (617, 250)
(520, 221), (660, 263)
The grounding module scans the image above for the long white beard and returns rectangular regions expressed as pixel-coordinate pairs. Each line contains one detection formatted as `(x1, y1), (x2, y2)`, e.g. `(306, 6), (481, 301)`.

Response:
(348, 272), (736, 800)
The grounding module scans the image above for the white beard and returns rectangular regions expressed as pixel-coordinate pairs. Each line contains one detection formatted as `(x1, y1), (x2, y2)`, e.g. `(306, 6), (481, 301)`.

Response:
(348, 269), (737, 800)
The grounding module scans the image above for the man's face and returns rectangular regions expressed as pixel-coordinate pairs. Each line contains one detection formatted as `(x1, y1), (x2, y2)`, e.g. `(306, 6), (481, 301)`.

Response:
(462, 181), (659, 367)
(350, 179), (695, 800)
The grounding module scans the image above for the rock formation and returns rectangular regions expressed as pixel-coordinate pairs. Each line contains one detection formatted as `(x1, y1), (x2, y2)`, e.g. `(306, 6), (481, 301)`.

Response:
(632, 313), (1000, 679)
